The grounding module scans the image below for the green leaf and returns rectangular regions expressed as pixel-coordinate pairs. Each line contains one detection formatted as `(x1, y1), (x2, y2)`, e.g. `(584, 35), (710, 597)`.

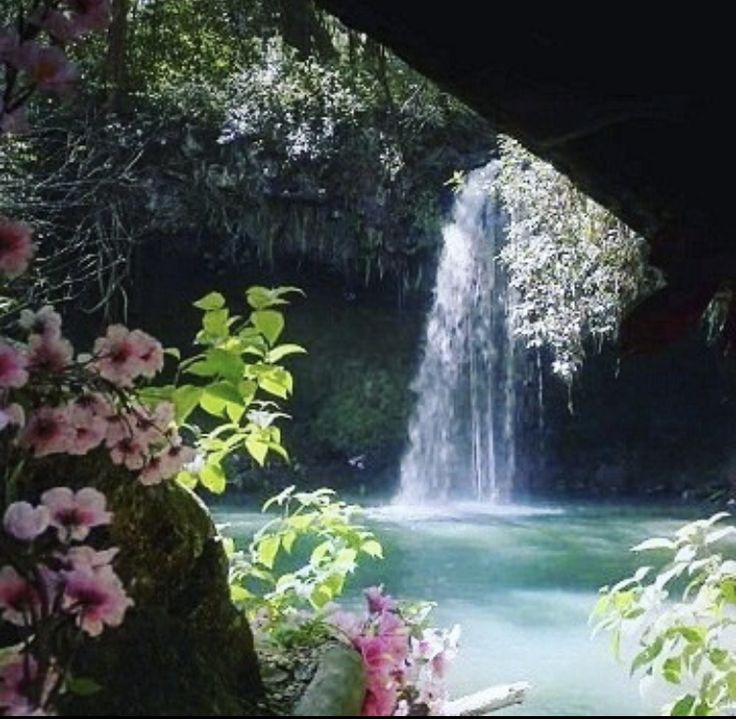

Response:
(199, 390), (227, 418)
(631, 637), (664, 675)
(202, 381), (246, 422)
(194, 291), (226, 310)
(246, 285), (304, 310)
(310, 582), (334, 608)
(252, 310), (284, 345)
(361, 539), (383, 558)
(257, 535), (281, 569)
(267, 343), (307, 363)
(176, 470), (198, 489)
(221, 536), (235, 558)
(631, 537), (675, 552)
(708, 648), (728, 667)
(187, 349), (244, 383)
(229, 584), (252, 603)
(173, 385), (202, 423)
(323, 572), (345, 597)
(335, 547), (357, 572)
(203, 308), (229, 338)
(257, 367), (293, 399)
(66, 677), (102, 696)
(246, 286), (279, 310)
(721, 580), (736, 604)
(671, 695), (696, 716)
(282, 529), (298, 554)
(164, 346), (181, 360)
(664, 656), (682, 684)
(200, 462), (226, 493)
(311, 540), (332, 566)
(245, 436), (269, 466)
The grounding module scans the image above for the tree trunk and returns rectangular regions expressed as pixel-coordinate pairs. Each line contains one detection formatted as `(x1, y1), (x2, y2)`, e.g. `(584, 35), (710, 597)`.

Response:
(105, 0), (130, 112)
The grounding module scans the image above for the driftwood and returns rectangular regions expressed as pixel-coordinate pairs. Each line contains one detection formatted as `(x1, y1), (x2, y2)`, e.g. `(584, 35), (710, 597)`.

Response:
(444, 682), (530, 716)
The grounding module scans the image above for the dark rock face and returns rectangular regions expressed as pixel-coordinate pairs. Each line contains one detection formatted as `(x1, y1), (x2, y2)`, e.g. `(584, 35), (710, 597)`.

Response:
(20, 454), (264, 716)
(315, 3), (734, 290)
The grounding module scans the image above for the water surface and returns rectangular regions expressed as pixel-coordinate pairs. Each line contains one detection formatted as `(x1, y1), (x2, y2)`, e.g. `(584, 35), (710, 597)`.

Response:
(212, 501), (699, 716)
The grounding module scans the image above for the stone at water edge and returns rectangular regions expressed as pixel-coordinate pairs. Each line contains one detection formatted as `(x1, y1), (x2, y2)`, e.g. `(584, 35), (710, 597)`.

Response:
(292, 644), (366, 716)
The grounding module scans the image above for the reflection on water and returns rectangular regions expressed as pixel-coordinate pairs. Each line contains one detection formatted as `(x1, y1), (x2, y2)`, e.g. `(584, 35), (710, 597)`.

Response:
(212, 502), (698, 716)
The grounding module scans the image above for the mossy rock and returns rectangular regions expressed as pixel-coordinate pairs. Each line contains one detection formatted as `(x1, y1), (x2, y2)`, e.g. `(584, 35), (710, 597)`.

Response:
(292, 644), (365, 716)
(19, 452), (265, 716)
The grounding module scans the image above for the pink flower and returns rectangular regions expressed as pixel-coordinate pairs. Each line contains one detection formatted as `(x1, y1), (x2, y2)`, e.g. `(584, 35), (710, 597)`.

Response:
(93, 325), (143, 386)
(130, 401), (173, 444)
(27, 334), (74, 373)
(364, 585), (397, 615)
(67, 402), (106, 455)
(0, 403), (25, 432)
(16, 42), (78, 94)
(92, 326), (164, 385)
(0, 219), (33, 276)
(64, 545), (119, 571)
(359, 636), (393, 673)
(0, 655), (33, 712)
(73, 392), (111, 418)
(0, 341), (28, 389)
(19, 306), (62, 339)
(157, 441), (196, 480)
(104, 412), (129, 446)
(20, 407), (73, 457)
(41, 487), (111, 542)
(3, 502), (50, 541)
(0, 653), (57, 715)
(130, 330), (164, 378)
(361, 686), (398, 716)
(328, 609), (364, 642)
(0, 566), (40, 626)
(109, 435), (146, 470)
(138, 455), (166, 486)
(62, 564), (132, 636)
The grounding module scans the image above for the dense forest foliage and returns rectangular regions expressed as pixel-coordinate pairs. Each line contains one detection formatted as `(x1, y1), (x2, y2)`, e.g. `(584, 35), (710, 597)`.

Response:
(0, 0), (494, 484)
(2, 1), (734, 500)
(0, 0), (491, 313)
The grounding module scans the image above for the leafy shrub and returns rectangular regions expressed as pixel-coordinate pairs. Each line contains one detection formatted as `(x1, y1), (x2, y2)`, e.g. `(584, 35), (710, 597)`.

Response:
(592, 513), (736, 715)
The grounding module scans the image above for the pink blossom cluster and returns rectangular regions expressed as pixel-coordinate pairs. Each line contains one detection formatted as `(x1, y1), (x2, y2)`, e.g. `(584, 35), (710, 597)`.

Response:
(1, 2), (111, 135)
(0, 489), (132, 715)
(92, 324), (164, 387)
(0, 218), (34, 278)
(329, 586), (460, 716)
(0, 304), (193, 486)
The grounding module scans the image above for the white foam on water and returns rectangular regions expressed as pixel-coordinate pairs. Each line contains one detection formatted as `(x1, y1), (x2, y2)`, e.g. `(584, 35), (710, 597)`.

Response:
(367, 501), (563, 523)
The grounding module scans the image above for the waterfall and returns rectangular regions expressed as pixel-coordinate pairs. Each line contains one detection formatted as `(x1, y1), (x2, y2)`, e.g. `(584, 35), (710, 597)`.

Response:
(397, 161), (517, 504)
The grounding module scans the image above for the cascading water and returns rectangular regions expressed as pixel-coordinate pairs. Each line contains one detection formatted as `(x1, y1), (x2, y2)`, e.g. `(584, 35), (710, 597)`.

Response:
(397, 161), (518, 504)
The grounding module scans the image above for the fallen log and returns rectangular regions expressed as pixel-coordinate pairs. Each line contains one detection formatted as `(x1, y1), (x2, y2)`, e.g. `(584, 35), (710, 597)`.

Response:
(444, 682), (530, 716)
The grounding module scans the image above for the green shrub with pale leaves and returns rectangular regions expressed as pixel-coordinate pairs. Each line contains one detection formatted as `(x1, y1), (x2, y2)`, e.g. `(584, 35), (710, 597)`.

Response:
(592, 513), (736, 716)
(225, 486), (382, 639)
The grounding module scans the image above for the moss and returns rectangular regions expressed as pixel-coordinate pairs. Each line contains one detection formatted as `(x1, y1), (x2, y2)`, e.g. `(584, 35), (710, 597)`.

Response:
(20, 453), (265, 716)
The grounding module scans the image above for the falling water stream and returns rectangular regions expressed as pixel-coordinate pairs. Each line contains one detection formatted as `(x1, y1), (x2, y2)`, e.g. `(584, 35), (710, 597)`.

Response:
(209, 163), (697, 717)
(398, 161), (516, 504)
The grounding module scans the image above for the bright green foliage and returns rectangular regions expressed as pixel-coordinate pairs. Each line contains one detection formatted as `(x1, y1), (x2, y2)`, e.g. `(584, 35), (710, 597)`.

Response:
(227, 486), (382, 628)
(592, 513), (736, 715)
(149, 286), (305, 493)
